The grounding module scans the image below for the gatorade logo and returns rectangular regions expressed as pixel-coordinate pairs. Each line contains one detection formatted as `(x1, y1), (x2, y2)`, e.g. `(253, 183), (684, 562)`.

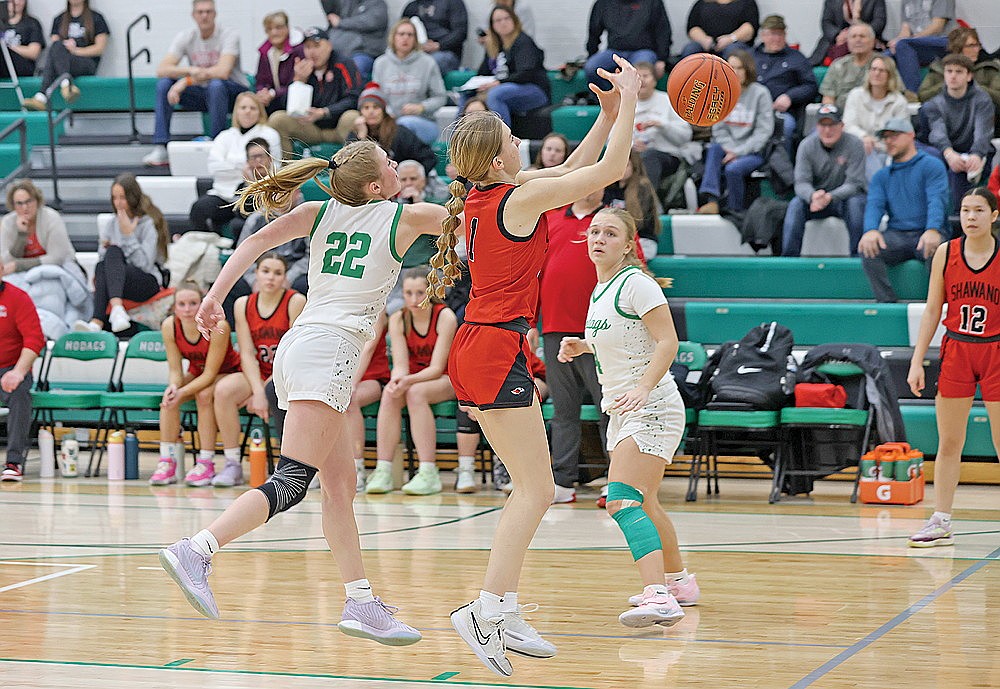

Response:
(876, 484), (892, 501)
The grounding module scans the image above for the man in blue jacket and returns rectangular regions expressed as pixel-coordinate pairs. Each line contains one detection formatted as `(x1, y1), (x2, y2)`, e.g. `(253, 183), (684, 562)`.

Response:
(859, 117), (949, 302)
(752, 14), (818, 153)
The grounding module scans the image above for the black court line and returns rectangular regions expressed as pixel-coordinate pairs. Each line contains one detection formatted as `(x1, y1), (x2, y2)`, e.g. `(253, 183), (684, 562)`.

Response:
(788, 544), (1000, 688)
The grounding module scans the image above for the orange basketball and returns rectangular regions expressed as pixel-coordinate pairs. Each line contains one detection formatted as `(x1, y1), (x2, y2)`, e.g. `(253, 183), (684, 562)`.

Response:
(667, 54), (741, 128)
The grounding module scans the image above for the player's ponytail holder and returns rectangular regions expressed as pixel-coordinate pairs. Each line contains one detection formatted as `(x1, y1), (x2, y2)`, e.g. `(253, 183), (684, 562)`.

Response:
(328, 158), (340, 171)
(454, 175), (470, 186)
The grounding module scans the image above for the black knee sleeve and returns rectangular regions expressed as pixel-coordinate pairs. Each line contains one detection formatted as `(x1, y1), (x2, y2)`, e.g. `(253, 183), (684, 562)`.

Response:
(455, 406), (481, 434)
(256, 455), (318, 521)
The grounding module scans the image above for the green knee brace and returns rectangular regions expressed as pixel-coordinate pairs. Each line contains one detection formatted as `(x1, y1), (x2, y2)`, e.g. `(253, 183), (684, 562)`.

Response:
(607, 481), (661, 561)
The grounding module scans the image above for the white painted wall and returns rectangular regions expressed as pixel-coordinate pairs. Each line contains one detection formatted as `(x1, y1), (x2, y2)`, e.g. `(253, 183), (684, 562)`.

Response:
(21, 0), (1000, 79)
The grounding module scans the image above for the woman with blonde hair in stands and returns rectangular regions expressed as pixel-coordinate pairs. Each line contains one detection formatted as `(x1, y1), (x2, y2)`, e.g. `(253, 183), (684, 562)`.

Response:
(150, 281), (242, 487)
(433, 54), (640, 676)
(558, 207), (697, 628)
(210, 252), (306, 487)
(843, 55), (909, 180)
(365, 266), (457, 496)
(1, 179), (76, 275)
(156, 138), (449, 646)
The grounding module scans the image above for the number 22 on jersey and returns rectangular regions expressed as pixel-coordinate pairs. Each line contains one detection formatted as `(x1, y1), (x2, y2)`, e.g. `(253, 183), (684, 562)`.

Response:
(322, 230), (371, 278)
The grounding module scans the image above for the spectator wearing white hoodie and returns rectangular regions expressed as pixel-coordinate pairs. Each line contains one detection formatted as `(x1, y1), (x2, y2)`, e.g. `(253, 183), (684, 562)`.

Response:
(372, 17), (447, 144)
(632, 61), (694, 192)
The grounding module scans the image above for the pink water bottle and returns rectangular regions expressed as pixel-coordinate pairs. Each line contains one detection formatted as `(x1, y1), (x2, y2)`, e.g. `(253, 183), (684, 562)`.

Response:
(107, 431), (125, 480)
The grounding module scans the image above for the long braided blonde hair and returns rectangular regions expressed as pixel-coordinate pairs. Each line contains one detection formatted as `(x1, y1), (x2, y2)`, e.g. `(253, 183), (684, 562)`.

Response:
(425, 112), (506, 304)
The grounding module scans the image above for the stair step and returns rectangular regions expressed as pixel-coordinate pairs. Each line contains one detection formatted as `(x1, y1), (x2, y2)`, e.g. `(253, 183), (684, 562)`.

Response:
(28, 164), (172, 180)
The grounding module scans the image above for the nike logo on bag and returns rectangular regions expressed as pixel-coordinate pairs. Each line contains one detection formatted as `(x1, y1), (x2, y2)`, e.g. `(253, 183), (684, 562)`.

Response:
(737, 366), (762, 374)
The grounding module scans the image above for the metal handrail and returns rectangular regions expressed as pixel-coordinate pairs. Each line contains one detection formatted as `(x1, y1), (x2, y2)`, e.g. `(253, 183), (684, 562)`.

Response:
(126, 14), (151, 143)
(0, 117), (29, 188)
(42, 72), (73, 209)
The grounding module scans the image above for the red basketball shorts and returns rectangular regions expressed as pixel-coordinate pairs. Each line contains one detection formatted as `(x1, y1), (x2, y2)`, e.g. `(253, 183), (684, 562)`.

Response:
(448, 321), (536, 409)
(938, 335), (1000, 401)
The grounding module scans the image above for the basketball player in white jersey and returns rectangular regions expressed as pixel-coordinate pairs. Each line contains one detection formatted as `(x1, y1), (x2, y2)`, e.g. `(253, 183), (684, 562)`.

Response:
(158, 140), (448, 645)
(558, 207), (700, 628)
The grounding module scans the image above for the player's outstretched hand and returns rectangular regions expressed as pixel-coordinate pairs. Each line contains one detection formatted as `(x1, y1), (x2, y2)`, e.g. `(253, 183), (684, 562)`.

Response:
(589, 81), (621, 119)
(596, 55), (640, 98)
(196, 295), (225, 340)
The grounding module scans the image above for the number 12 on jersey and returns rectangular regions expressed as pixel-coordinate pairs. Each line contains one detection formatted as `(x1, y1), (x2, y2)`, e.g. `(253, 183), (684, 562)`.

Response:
(322, 231), (371, 278)
(958, 304), (987, 335)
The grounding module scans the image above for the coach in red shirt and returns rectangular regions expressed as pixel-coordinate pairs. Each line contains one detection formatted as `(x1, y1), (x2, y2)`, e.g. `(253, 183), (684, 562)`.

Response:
(539, 188), (609, 504)
(0, 269), (44, 481)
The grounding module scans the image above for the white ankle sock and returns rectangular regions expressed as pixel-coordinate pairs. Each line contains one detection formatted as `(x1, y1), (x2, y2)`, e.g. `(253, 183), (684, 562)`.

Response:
(418, 461), (436, 471)
(189, 529), (219, 558)
(159, 442), (174, 461)
(376, 460), (392, 472)
(345, 578), (375, 603)
(479, 590), (503, 618)
(458, 456), (475, 471)
(198, 450), (214, 463)
(666, 568), (690, 585)
(932, 511), (952, 523)
(500, 591), (518, 613)
(354, 458), (365, 471)
(222, 447), (240, 463)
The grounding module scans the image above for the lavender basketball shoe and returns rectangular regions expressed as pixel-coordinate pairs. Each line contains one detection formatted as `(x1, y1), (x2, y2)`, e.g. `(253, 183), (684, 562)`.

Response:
(159, 539), (219, 619)
(338, 597), (422, 646)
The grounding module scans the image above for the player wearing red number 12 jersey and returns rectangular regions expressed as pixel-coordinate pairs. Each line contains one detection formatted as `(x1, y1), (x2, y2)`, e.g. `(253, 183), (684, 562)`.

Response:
(908, 187), (1000, 548)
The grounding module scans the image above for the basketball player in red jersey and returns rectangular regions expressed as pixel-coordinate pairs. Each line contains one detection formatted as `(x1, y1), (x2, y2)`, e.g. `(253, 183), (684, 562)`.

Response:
(345, 310), (391, 491)
(908, 187), (1000, 547)
(151, 282), (242, 487)
(427, 55), (641, 677)
(212, 253), (306, 487)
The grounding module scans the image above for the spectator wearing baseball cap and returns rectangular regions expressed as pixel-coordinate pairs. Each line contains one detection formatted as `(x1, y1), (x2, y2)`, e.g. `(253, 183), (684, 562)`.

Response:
(860, 115), (949, 302)
(782, 103), (867, 256)
(346, 82), (438, 176)
(266, 27), (362, 159)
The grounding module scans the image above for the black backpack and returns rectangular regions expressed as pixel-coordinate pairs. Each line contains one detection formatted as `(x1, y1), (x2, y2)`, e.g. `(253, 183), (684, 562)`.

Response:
(707, 322), (796, 410)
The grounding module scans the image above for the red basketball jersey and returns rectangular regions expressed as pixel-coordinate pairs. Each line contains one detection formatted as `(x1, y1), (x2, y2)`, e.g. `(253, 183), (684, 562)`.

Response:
(361, 323), (391, 383)
(406, 303), (446, 374)
(173, 316), (241, 377)
(464, 183), (549, 324)
(245, 289), (296, 380)
(943, 237), (1000, 339)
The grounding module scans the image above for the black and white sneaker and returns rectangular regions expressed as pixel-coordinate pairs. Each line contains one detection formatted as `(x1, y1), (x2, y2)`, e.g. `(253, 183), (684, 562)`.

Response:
(450, 599), (513, 676)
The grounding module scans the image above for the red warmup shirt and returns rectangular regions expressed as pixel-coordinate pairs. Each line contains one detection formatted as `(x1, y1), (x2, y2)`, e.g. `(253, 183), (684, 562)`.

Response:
(173, 316), (241, 377)
(0, 282), (45, 369)
(942, 237), (1000, 339)
(538, 204), (602, 334)
(463, 183), (549, 324)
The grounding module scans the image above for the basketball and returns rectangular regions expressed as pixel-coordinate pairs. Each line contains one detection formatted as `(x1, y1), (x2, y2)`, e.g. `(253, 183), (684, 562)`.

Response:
(667, 53), (741, 127)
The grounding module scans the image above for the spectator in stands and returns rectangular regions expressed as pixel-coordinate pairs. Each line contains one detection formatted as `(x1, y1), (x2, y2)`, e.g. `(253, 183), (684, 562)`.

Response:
(698, 50), (774, 213)
(540, 188), (609, 504)
(843, 55), (910, 180)
(476, 0), (533, 42)
(887, 0), (954, 94)
(347, 83), (437, 174)
(632, 60), (693, 195)
(371, 17), (447, 145)
(0, 0), (44, 78)
(322, 0), (388, 81)
(366, 267), (457, 496)
(23, 0), (108, 111)
(396, 158), (448, 204)
(143, 0), (249, 167)
(528, 132), (569, 171)
(73, 175), (169, 333)
(681, 0), (758, 59)
(604, 150), (662, 259)
(918, 27), (1000, 124)
(860, 117), (949, 302)
(473, 5), (549, 129)
(0, 264), (43, 482)
(586, 0), (670, 89)
(253, 10), (305, 116)
(267, 26), (362, 161)
(810, 0), (886, 66)
(781, 103), (867, 256)
(752, 14), (818, 149)
(211, 253), (305, 487)
(189, 97), (281, 235)
(1, 179), (75, 275)
(820, 22), (886, 110)
(401, 0), (468, 75)
(921, 54), (996, 210)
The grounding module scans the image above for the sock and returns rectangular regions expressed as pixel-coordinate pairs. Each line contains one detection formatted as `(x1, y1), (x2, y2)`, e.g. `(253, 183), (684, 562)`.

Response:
(479, 590), (504, 619)
(418, 461), (436, 471)
(458, 455), (475, 471)
(223, 447), (240, 463)
(354, 458), (365, 471)
(345, 578), (375, 603)
(500, 591), (518, 613)
(666, 568), (690, 585)
(932, 511), (952, 523)
(60, 78), (70, 88)
(189, 529), (219, 559)
(33, 92), (47, 103)
(376, 460), (392, 472)
(198, 450), (214, 463)
(159, 442), (174, 461)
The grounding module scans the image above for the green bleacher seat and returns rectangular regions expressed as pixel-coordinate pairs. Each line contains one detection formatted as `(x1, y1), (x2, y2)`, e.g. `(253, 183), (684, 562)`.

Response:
(0, 76), (162, 112)
(444, 70), (476, 92)
(550, 105), (600, 140)
(0, 143), (26, 178)
(0, 112), (64, 146)
(813, 67), (828, 86)
(547, 69), (586, 105)
(432, 140), (449, 177)
(649, 257), (929, 300)
(900, 403), (996, 457)
(0, 77), (40, 110)
(657, 215), (673, 255)
(683, 301), (910, 346)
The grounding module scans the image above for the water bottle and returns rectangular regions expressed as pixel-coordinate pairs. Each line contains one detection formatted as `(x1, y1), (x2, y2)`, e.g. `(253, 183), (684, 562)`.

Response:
(248, 429), (268, 487)
(59, 434), (79, 478)
(38, 428), (55, 478)
(124, 430), (140, 480)
(107, 431), (125, 480)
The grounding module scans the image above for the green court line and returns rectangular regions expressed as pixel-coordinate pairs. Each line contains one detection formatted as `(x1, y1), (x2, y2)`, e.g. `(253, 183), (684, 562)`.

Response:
(431, 671), (460, 681)
(0, 658), (591, 689)
(164, 658), (194, 667)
